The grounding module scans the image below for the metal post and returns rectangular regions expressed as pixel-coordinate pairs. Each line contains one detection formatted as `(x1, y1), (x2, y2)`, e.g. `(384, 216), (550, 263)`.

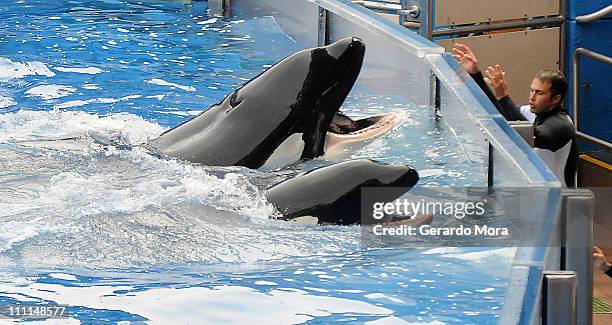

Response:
(542, 271), (577, 325)
(487, 142), (494, 188)
(561, 189), (594, 325)
(399, 0), (408, 26)
(418, 0), (433, 39)
(430, 72), (440, 113)
(318, 7), (329, 47)
(208, 0), (231, 17)
(572, 50), (581, 132)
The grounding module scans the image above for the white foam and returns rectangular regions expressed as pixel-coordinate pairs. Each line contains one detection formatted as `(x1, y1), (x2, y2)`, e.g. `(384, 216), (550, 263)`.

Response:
(0, 282), (391, 324)
(54, 100), (90, 109)
(0, 223), (41, 251)
(146, 95), (165, 100)
(421, 247), (516, 263)
(421, 247), (462, 255)
(55, 67), (105, 74)
(442, 247), (516, 262)
(145, 78), (196, 92)
(48, 273), (78, 281)
(366, 318), (446, 325)
(197, 18), (218, 25)
(28, 319), (81, 325)
(364, 293), (405, 304)
(120, 95), (142, 101)
(0, 57), (55, 81)
(0, 293), (39, 302)
(26, 85), (77, 100)
(0, 95), (17, 108)
(419, 169), (447, 178)
(54, 94), (140, 109)
(0, 110), (164, 147)
(336, 289), (365, 293)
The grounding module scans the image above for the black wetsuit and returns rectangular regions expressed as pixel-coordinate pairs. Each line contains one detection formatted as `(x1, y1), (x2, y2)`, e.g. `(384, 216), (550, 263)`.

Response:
(471, 72), (578, 187)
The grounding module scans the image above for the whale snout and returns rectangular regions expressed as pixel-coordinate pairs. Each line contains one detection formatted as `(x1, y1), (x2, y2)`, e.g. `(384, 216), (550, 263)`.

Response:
(324, 37), (365, 60)
(376, 163), (419, 188)
(397, 166), (419, 188)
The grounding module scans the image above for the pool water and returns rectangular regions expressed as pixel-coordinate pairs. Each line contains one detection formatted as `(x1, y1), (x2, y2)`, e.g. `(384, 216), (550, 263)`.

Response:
(0, 0), (511, 323)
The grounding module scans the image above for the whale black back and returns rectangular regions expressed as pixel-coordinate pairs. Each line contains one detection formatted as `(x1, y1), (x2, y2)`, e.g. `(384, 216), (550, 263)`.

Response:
(266, 160), (419, 225)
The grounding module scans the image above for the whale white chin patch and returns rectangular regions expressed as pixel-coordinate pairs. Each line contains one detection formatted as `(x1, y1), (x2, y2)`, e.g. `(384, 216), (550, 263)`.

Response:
(260, 133), (306, 171)
(260, 112), (403, 171)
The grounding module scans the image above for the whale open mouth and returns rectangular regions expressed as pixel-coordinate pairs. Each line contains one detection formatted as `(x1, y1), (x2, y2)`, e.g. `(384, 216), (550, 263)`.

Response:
(322, 112), (403, 156)
(328, 112), (401, 139)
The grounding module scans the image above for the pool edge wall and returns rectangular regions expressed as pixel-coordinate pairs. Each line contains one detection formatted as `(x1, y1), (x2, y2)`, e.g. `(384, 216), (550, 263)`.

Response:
(230, 0), (563, 323)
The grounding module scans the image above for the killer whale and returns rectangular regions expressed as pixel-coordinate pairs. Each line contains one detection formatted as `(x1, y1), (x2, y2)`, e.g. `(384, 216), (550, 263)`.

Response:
(148, 37), (366, 169)
(265, 159), (419, 225)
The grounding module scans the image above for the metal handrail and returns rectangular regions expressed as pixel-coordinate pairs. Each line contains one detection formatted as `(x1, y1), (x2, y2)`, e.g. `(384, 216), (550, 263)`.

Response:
(418, 0), (433, 39)
(352, 0), (401, 12)
(576, 4), (612, 23)
(431, 16), (564, 37)
(572, 47), (612, 150)
(352, 0), (419, 17)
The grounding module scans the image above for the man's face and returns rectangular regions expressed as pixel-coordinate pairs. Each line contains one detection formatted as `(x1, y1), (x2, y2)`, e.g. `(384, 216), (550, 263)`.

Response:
(528, 78), (561, 114)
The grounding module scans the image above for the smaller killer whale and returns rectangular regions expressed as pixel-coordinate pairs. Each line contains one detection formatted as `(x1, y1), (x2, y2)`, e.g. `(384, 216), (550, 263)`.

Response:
(148, 37), (366, 169)
(265, 159), (419, 225)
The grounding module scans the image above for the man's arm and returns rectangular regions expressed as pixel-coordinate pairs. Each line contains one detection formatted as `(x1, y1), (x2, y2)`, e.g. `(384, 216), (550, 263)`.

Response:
(594, 247), (612, 278)
(470, 71), (500, 109)
(470, 70), (526, 121)
(451, 44), (526, 121)
(484, 65), (527, 121)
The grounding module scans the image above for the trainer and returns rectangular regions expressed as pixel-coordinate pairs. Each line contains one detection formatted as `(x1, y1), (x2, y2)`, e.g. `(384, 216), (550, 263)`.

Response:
(452, 43), (578, 187)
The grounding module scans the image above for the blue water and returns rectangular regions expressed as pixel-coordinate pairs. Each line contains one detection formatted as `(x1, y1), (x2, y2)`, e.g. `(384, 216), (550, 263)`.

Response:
(0, 0), (510, 324)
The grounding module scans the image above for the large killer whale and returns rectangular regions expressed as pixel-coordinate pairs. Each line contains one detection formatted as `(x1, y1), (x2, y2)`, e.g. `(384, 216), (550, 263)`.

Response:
(266, 159), (419, 225)
(148, 37), (366, 169)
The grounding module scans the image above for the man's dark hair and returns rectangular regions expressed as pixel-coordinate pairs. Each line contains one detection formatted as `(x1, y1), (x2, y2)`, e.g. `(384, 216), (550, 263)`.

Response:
(535, 69), (568, 103)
